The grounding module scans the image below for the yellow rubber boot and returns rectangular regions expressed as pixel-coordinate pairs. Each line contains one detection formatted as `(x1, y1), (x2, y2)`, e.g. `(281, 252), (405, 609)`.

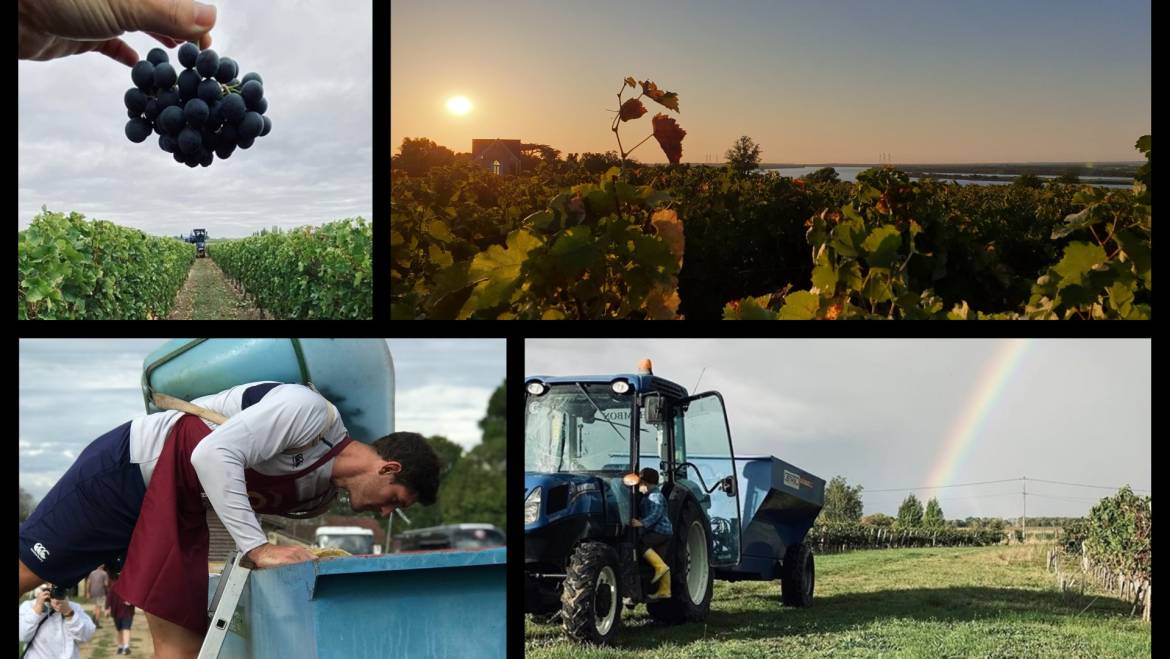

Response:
(651, 570), (671, 600)
(643, 548), (669, 583)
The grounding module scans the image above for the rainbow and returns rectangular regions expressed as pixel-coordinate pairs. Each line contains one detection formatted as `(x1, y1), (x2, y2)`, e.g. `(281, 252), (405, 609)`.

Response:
(924, 339), (1031, 493)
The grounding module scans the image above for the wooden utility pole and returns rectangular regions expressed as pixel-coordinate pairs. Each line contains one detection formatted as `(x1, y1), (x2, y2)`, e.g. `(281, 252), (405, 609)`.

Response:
(1022, 475), (1027, 540)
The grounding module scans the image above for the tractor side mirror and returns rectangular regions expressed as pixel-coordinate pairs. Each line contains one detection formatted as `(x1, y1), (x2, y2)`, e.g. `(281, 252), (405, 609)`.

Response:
(643, 396), (663, 424)
(718, 475), (737, 497)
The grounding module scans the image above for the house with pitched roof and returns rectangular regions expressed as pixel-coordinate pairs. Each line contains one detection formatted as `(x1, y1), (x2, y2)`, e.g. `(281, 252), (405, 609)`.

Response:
(472, 138), (523, 175)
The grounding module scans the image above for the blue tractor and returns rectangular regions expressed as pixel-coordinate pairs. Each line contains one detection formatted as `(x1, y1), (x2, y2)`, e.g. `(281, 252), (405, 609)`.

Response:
(189, 228), (207, 258)
(524, 359), (825, 645)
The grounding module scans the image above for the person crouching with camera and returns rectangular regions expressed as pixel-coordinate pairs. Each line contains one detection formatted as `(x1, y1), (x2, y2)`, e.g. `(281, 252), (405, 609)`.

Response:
(18, 583), (95, 659)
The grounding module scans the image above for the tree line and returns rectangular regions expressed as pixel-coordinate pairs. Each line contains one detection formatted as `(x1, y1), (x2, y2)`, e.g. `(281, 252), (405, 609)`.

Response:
(816, 475), (1086, 531)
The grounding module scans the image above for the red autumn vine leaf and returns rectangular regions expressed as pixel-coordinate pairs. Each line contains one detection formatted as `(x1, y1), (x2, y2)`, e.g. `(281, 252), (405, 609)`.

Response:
(619, 98), (648, 122)
(651, 113), (686, 164)
(640, 80), (680, 112)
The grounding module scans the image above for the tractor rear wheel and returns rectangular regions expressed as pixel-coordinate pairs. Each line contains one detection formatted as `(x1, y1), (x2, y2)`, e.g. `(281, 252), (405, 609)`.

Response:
(561, 542), (622, 645)
(780, 541), (815, 607)
(646, 505), (713, 624)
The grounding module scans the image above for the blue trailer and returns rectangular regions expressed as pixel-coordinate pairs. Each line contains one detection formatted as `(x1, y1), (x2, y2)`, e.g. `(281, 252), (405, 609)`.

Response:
(524, 360), (824, 645)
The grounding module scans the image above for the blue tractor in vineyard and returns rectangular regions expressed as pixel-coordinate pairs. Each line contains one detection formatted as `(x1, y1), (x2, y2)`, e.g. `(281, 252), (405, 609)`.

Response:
(524, 359), (825, 645)
(188, 228), (208, 258)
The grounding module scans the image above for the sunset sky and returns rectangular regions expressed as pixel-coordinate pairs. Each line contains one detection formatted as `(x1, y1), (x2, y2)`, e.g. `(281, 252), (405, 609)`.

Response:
(391, 0), (1150, 164)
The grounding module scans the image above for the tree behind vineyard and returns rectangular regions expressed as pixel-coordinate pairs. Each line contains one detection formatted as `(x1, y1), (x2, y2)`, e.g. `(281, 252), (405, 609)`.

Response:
(861, 512), (895, 527)
(392, 137), (456, 176)
(923, 497), (945, 527)
(818, 475), (864, 524)
(436, 382), (507, 532)
(725, 135), (762, 176)
(898, 494), (925, 527)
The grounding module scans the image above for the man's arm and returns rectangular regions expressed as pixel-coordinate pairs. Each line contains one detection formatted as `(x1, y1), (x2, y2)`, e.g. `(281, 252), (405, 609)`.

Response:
(640, 492), (666, 529)
(189, 385), (333, 558)
(18, 601), (44, 642)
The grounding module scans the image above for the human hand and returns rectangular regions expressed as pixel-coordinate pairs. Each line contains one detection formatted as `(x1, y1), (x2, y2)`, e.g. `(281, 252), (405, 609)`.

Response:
(19, 0), (217, 67)
(49, 596), (72, 616)
(630, 518), (643, 527)
(34, 587), (51, 615)
(245, 543), (317, 569)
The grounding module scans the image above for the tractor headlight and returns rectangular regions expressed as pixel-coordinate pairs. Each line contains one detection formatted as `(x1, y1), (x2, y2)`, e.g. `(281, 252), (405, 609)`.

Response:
(526, 382), (547, 396)
(524, 488), (541, 524)
(611, 380), (630, 394)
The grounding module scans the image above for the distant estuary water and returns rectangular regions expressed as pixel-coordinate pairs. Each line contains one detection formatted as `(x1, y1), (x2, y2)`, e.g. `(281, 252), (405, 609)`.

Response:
(758, 166), (1133, 189)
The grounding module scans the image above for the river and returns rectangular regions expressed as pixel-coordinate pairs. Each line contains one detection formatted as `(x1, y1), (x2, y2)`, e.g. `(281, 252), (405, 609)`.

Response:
(758, 166), (1133, 189)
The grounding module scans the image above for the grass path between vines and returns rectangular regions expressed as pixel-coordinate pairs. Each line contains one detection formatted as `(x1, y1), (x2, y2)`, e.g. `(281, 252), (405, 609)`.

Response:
(525, 545), (1150, 658)
(167, 257), (268, 320)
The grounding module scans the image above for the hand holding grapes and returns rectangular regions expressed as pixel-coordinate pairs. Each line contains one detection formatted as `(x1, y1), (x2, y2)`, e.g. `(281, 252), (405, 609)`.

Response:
(19, 0), (217, 67)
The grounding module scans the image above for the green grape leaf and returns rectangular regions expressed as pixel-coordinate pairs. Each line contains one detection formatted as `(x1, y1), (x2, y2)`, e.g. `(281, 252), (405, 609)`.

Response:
(777, 291), (820, 320)
(462, 231), (542, 314)
(862, 225), (901, 268)
(425, 219), (456, 243)
(831, 219), (865, 258)
(861, 275), (893, 303)
(547, 226), (602, 280)
(428, 244), (453, 268)
(1105, 279), (1136, 317)
(811, 253), (837, 292)
(1052, 207), (1095, 239)
(723, 296), (777, 320)
(839, 261), (864, 291)
(1052, 242), (1107, 289)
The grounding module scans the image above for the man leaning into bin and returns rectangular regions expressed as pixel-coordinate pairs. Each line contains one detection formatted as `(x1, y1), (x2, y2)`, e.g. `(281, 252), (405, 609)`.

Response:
(18, 381), (441, 659)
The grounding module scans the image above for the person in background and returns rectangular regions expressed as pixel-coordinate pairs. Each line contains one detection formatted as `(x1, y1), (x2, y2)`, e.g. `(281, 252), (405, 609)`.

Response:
(18, 583), (96, 659)
(86, 564), (109, 629)
(106, 569), (136, 655)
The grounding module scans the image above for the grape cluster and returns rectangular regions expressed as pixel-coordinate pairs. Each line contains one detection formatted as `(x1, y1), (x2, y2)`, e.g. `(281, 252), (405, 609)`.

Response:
(124, 42), (271, 167)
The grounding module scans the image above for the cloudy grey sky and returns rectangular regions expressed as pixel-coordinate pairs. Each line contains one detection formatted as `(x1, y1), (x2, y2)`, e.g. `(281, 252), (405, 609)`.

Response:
(18, 1), (372, 238)
(19, 339), (505, 501)
(526, 339), (1150, 520)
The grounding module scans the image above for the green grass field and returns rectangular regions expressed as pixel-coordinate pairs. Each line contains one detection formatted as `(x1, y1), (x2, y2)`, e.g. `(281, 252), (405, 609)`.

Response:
(525, 545), (1150, 658)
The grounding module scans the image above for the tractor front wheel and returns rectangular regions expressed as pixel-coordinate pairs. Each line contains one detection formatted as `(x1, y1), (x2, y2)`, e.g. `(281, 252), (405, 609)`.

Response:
(646, 505), (713, 624)
(780, 541), (815, 607)
(561, 542), (622, 645)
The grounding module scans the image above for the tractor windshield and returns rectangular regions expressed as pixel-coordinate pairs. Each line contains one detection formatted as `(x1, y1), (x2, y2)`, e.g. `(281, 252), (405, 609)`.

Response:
(525, 384), (636, 473)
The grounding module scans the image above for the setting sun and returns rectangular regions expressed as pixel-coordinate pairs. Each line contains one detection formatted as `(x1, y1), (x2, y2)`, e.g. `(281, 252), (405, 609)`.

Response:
(446, 96), (473, 115)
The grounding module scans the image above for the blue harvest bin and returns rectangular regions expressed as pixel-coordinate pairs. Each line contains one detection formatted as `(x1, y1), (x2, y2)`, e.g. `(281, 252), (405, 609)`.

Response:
(207, 548), (506, 659)
(142, 339), (395, 443)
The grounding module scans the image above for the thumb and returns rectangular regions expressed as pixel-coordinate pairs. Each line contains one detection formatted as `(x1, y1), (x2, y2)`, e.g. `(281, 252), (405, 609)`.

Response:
(115, 0), (217, 42)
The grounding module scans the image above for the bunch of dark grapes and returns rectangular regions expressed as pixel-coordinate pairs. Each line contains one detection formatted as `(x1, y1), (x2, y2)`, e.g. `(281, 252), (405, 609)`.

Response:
(124, 42), (271, 167)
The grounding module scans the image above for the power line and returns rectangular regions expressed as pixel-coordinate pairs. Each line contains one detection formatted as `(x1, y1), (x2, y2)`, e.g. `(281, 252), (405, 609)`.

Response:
(863, 477), (1149, 494)
(865, 478), (1020, 492)
(1027, 492), (1108, 504)
(1028, 478), (1150, 493)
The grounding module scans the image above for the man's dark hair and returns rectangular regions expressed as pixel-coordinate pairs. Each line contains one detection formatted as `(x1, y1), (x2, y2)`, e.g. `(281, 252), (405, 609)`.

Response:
(371, 432), (442, 505)
(640, 467), (659, 485)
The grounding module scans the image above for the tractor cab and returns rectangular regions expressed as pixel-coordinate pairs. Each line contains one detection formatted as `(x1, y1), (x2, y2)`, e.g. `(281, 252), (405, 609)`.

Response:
(191, 228), (208, 257)
(524, 359), (742, 644)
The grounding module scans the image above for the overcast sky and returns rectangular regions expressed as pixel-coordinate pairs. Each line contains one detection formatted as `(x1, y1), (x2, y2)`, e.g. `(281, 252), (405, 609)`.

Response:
(18, 1), (372, 239)
(19, 339), (505, 501)
(526, 339), (1150, 520)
